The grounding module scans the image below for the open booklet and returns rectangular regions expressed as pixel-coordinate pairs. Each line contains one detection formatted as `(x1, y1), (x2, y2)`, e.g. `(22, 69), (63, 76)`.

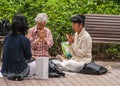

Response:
(61, 42), (72, 59)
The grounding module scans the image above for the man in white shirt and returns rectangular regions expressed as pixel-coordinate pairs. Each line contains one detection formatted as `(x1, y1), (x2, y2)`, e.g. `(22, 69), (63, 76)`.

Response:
(58, 14), (92, 72)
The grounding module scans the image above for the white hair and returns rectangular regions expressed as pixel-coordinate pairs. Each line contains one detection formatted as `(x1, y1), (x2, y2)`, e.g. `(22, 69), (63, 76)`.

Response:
(35, 13), (48, 23)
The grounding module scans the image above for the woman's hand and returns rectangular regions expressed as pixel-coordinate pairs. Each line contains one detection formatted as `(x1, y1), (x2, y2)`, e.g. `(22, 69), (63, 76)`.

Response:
(32, 38), (40, 44)
(35, 29), (48, 44)
(66, 34), (74, 45)
(26, 33), (33, 40)
(38, 29), (46, 39)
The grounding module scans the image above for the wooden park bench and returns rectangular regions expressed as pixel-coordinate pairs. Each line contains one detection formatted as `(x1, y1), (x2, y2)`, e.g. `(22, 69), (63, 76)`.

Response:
(85, 14), (120, 44)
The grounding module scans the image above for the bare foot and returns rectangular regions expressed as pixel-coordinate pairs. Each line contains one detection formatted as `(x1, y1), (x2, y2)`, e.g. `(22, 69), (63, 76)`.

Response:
(56, 55), (65, 61)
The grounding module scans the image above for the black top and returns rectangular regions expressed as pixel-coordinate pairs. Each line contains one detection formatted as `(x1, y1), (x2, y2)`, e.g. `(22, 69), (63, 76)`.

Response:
(1, 33), (32, 75)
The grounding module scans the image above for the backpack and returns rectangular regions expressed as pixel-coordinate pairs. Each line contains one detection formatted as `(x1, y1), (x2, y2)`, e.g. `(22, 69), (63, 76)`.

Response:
(0, 19), (10, 36)
(49, 58), (65, 78)
(80, 61), (108, 75)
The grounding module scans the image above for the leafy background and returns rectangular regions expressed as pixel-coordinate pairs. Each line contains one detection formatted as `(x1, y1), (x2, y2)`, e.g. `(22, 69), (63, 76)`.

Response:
(0, 0), (120, 61)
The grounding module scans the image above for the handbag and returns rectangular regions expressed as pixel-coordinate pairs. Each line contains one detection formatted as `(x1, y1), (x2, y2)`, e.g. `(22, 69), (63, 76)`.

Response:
(49, 58), (65, 78)
(80, 61), (108, 75)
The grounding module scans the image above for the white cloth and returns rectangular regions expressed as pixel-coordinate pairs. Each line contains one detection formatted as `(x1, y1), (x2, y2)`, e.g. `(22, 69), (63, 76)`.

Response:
(28, 57), (49, 79)
(61, 60), (85, 72)
(28, 61), (36, 76)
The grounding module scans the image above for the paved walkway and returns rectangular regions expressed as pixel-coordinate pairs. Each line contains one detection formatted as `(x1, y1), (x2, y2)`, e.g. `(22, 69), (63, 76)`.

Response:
(0, 61), (120, 86)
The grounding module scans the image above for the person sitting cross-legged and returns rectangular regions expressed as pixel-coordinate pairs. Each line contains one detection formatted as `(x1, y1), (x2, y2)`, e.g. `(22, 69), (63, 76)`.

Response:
(56, 14), (92, 73)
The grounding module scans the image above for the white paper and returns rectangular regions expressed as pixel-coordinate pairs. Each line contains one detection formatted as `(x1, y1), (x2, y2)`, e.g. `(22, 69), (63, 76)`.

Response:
(35, 57), (49, 79)
(28, 61), (36, 76)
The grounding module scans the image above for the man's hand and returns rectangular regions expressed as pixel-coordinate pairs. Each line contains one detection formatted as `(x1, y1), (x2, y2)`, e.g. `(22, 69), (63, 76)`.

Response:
(66, 34), (74, 45)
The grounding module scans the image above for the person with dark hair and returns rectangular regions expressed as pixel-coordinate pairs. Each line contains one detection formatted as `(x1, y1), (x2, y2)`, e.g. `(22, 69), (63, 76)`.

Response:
(1, 14), (32, 80)
(57, 14), (92, 72)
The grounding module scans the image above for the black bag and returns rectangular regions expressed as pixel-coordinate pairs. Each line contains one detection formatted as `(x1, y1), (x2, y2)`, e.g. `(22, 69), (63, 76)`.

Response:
(80, 62), (108, 75)
(49, 58), (65, 78)
(0, 19), (10, 36)
(26, 58), (35, 63)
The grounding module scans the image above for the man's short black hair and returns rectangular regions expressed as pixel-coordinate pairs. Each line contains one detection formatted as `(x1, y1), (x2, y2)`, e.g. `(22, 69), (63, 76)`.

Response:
(70, 14), (85, 27)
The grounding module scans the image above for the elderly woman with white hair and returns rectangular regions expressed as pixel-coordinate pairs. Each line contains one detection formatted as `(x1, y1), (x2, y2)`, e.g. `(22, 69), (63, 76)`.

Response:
(27, 13), (54, 59)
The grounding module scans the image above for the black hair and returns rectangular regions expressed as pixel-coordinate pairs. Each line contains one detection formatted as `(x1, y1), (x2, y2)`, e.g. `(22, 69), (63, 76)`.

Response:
(11, 14), (28, 35)
(70, 14), (85, 27)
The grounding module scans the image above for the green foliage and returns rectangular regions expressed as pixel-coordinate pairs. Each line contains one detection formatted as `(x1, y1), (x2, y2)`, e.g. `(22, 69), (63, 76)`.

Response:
(0, 0), (120, 56)
(106, 44), (120, 58)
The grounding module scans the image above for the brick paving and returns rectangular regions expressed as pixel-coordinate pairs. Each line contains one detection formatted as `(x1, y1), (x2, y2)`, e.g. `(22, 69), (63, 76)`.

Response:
(0, 61), (120, 86)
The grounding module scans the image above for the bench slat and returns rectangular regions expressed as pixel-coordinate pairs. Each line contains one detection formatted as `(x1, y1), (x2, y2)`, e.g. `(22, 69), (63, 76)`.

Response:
(86, 18), (120, 22)
(86, 28), (120, 32)
(92, 38), (120, 44)
(90, 34), (120, 38)
(86, 14), (120, 18)
(85, 22), (120, 26)
(86, 17), (120, 21)
(85, 25), (120, 29)
(87, 31), (120, 34)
